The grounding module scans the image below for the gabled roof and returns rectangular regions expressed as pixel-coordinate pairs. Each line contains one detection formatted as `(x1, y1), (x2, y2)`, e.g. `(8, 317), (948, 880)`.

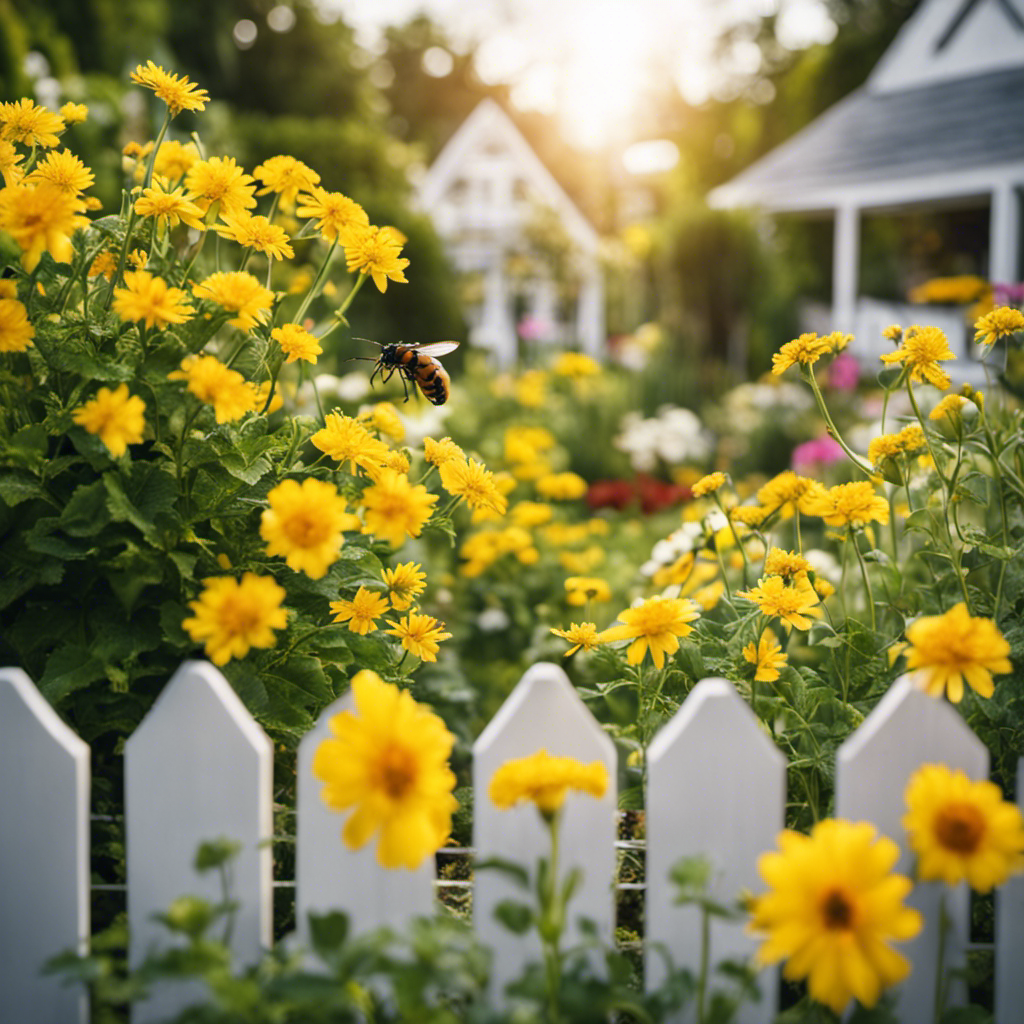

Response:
(417, 98), (599, 251)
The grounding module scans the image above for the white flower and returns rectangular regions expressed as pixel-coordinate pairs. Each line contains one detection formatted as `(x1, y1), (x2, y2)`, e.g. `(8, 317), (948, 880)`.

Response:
(477, 608), (510, 632)
(805, 548), (842, 583)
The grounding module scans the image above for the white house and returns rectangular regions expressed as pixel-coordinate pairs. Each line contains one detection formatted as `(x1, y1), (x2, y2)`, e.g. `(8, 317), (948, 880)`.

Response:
(710, 0), (1024, 372)
(417, 99), (605, 366)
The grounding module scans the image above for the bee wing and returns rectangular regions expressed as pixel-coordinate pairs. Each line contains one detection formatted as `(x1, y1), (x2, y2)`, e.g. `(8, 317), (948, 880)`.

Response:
(412, 341), (460, 358)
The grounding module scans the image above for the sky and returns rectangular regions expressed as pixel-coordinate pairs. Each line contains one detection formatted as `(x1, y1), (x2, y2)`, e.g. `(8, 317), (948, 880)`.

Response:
(327, 0), (839, 148)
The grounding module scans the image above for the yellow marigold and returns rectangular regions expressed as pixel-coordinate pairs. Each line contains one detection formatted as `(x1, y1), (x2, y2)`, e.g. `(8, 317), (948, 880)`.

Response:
(113, 270), (195, 330)
(867, 425), (927, 469)
(312, 670), (457, 869)
(382, 561), (427, 611)
(89, 250), (117, 281)
(510, 501), (554, 528)
(814, 577), (836, 600)
(71, 384), (146, 457)
(514, 368), (548, 407)
(763, 547), (812, 581)
(360, 469), (438, 548)
(381, 449), (411, 474)
(185, 156), (257, 220)
(253, 155), (321, 208)
(296, 186), (368, 242)
(0, 182), (86, 271)
(558, 546), (605, 574)
(364, 401), (405, 442)
(260, 477), (358, 579)
(59, 101), (88, 125)
(128, 248), (147, 270)
(536, 471), (587, 501)
(152, 139), (200, 182)
(182, 573), (288, 666)
(26, 149), (94, 195)
(771, 333), (834, 375)
(750, 819), (921, 1015)
(330, 586), (391, 635)
(312, 412), (390, 476)
(192, 271), (274, 332)
(730, 504), (770, 528)
(903, 764), (1024, 893)
(0, 139), (24, 187)
(974, 305), (1024, 347)
(692, 580), (725, 610)
(909, 274), (990, 306)
(879, 325), (956, 390)
(551, 622), (601, 656)
(134, 179), (205, 232)
(802, 481), (889, 529)
(169, 354), (256, 423)
(0, 98), (65, 148)
(131, 61), (209, 116)
(439, 457), (508, 516)
(738, 575), (822, 631)
(271, 323), (322, 364)
(564, 576), (612, 606)
(756, 471), (820, 518)
(215, 212), (294, 261)
(692, 471), (727, 497)
(344, 224), (410, 293)
(929, 394), (969, 423)
(490, 749), (608, 817)
(552, 352), (601, 378)
(385, 611), (452, 662)
(0, 297), (34, 353)
(423, 436), (464, 466)
(599, 595), (700, 669)
(743, 631), (788, 682)
(904, 603), (1011, 703)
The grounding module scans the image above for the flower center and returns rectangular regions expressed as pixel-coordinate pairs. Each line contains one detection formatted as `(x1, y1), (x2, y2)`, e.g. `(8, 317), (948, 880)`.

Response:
(220, 600), (263, 637)
(820, 888), (855, 930)
(376, 744), (417, 800)
(934, 802), (986, 854)
(283, 511), (329, 547)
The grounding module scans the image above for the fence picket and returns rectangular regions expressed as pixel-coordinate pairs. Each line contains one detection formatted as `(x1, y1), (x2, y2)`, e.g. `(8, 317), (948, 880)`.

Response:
(0, 667), (90, 1024)
(294, 692), (435, 950)
(124, 661), (273, 1023)
(995, 757), (1024, 1023)
(646, 678), (785, 1023)
(473, 661), (617, 998)
(835, 675), (989, 1024)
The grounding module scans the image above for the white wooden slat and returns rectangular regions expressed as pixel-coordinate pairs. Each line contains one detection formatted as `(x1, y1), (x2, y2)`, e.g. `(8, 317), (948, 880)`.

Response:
(0, 667), (90, 1024)
(125, 661), (272, 1023)
(295, 692), (435, 951)
(836, 675), (988, 1024)
(473, 661), (617, 998)
(995, 757), (1024, 1023)
(646, 678), (786, 1023)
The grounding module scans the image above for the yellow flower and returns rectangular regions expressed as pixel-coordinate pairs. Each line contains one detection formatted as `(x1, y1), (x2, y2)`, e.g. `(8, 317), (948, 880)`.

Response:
(771, 333), (834, 375)
(344, 223), (410, 293)
(215, 212), (294, 261)
(183, 573), (288, 665)
(385, 611), (452, 662)
(130, 61), (209, 116)
(0, 98), (65, 148)
(365, 401), (405, 442)
(550, 622), (601, 656)
(296, 186), (368, 242)
(814, 577), (836, 600)
(730, 504), (770, 528)
(750, 819), (921, 1015)
(253, 155), (321, 209)
(756, 471), (820, 518)
(439, 457), (508, 516)
(0, 298), (34, 353)
(738, 575), (822, 631)
(59, 102), (88, 125)
(564, 576), (612, 606)
(0, 182), (86, 271)
(423, 436), (465, 466)
(113, 270), (195, 330)
(26, 149), (94, 195)
(128, 248), (148, 270)
(879, 325), (956, 390)
(903, 764), (1024, 893)
(260, 477), (357, 579)
(382, 561), (427, 610)
(691, 471), (727, 497)
(929, 394), (969, 423)
(169, 354), (256, 423)
(311, 412), (390, 476)
(558, 546), (605, 573)
(692, 580), (725, 610)
(973, 305), (1024, 347)
(904, 603), (1011, 703)
(192, 271), (274, 332)
(489, 749), (608, 816)
(763, 547), (812, 581)
(509, 501), (553, 528)
(152, 139), (200, 182)
(743, 632), (787, 682)
(271, 323), (322, 364)
(381, 449), (411, 474)
(802, 481), (889, 529)
(330, 586), (392, 635)
(0, 139), (24, 187)
(71, 384), (146, 457)
(360, 469), (438, 548)
(134, 179), (206, 232)
(599, 595), (700, 669)
(89, 250), (117, 281)
(537, 471), (587, 501)
(312, 670), (457, 869)
(552, 352), (601, 378)
(185, 156), (257, 220)
(883, 324), (903, 343)
(867, 425), (927, 469)
(514, 368), (548, 407)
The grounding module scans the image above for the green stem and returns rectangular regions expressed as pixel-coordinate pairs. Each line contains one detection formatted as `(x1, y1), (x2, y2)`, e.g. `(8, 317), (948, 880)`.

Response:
(293, 238), (341, 324)
(542, 815), (563, 1024)
(804, 366), (872, 476)
(718, 495), (750, 587)
(696, 904), (711, 1024)
(333, 271), (368, 321)
(179, 229), (209, 287)
(982, 420), (1011, 621)
(933, 889), (949, 1024)
(852, 533), (877, 631)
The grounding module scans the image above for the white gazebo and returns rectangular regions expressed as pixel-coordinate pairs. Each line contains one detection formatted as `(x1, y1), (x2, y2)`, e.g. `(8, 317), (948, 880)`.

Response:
(710, 0), (1024, 370)
(417, 99), (605, 366)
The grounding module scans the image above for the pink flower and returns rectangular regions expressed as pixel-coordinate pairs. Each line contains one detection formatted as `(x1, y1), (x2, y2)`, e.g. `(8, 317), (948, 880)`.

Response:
(823, 351), (859, 391)
(792, 437), (845, 475)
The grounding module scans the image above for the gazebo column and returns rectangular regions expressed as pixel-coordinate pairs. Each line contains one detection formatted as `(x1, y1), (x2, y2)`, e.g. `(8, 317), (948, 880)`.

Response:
(990, 182), (1021, 284)
(832, 203), (860, 333)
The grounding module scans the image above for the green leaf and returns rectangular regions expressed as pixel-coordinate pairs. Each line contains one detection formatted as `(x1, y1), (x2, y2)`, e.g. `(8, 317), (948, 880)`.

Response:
(344, 633), (394, 672)
(493, 899), (534, 934)
(39, 644), (107, 703)
(474, 857), (530, 888)
(60, 482), (111, 536)
(194, 838), (242, 872)
(0, 474), (51, 508)
(307, 911), (350, 957)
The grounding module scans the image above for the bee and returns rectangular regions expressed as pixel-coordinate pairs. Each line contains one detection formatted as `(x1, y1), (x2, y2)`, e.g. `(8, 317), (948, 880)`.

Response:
(360, 340), (460, 406)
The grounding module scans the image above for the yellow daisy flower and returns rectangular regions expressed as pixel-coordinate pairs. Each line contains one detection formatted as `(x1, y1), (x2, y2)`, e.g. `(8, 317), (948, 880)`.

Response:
(0, 182), (86, 271)
(0, 139), (24, 187)
(253, 155), (321, 208)
(489, 749), (607, 817)
(551, 352), (601, 378)
(382, 561), (427, 611)
(536, 471), (587, 501)
(439, 457), (508, 516)
(360, 469), (438, 548)
(423, 436), (465, 466)
(71, 384), (146, 457)
(550, 622), (601, 656)
(363, 401), (405, 442)
(185, 156), (257, 220)
(802, 481), (889, 529)
(329, 586), (392, 635)
(738, 575), (822, 631)
(344, 224), (410, 293)
(133, 180), (206, 233)
(743, 631), (788, 682)
(59, 102), (89, 125)
(598, 595), (700, 669)
(0, 98), (65, 148)
(771, 332), (834, 376)
(168, 354), (256, 424)
(385, 611), (452, 662)
(691, 471), (727, 497)
(130, 61), (209, 117)
(271, 323), (322, 364)
(973, 306), (1024, 347)
(0, 298), (34, 353)
(113, 270), (195, 330)
(311, 411), (390, 476)
(564, 576), (612, 606)
(215, 212), (294, 261)
(26, 149), (94, 195)
(152, 139), (200, 182)
(296, 186), (368, 242)
(763, 547), (812, 581)
(192, 270), (274, 332)
(879, 325), (956, 390)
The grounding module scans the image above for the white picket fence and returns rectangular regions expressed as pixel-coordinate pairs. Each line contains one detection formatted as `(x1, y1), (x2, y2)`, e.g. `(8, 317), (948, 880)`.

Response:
(1, 660), (1022, 1024)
